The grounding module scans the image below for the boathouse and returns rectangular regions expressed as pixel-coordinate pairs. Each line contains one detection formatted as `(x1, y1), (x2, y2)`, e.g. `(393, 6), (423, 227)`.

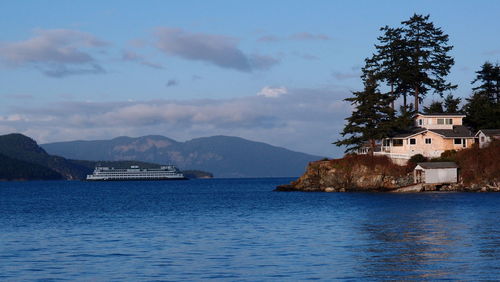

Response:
(414, 162), (459, 184)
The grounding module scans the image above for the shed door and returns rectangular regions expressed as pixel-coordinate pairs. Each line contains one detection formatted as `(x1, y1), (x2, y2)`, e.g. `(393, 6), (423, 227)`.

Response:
(415, 170), (425, 183)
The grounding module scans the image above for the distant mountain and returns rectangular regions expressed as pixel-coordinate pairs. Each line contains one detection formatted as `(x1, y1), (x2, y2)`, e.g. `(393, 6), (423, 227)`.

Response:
(42, 135), (323, 177)
(0, 133), (88, 180)
(0, 133), (211, 181)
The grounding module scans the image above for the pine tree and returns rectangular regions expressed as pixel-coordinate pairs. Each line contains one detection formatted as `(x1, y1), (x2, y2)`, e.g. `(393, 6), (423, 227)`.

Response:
(334, 74), (396, 154)
(401, 14), (456, 112)
(443, 93), (461, 113)
(370, 26), (409, 109)
(423, 101), (444, 114)
(464, 62), (500, 130)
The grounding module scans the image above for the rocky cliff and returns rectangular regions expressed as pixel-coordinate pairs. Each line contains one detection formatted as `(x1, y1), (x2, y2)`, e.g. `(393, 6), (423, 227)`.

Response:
(276, 155), (413, 192)
(277, 144), (500, 192)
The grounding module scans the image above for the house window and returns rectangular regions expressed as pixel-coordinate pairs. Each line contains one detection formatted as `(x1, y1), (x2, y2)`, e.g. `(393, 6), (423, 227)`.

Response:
(393, 139), (403, 146)
(418, 119), (423, 126)
(481, 136), (485, 142)
(446, 118), (453, 125)
(409, 138), (416, 145)
(425, 138), (432, 144)
(437, 118), (444, 125)
(383, 139), (391, 146)
(454, 138), (462, 145)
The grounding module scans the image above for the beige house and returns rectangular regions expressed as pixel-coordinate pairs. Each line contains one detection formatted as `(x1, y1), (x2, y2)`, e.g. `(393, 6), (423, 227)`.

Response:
(374, 113), (475, 164)
(475, 129), (500, 148)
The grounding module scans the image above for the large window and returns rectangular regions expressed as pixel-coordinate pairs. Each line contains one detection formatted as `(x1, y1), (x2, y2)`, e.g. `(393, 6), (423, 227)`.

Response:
(393, 139), (403, 146)
(409, 138), (416, 145)
(454, 138), (462, 145)
(438, 118), (453, 125)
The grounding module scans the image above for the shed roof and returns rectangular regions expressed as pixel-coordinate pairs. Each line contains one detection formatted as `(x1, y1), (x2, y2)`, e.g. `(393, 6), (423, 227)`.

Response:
(415, 162), (459, 169)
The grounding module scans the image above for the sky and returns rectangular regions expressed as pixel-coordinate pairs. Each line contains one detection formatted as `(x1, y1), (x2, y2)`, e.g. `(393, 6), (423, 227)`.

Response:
(0, 0), (499, 157)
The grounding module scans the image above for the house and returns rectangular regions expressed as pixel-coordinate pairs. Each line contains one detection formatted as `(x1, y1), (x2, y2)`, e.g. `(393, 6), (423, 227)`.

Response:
(375, 113), (475, 164)
(414, 162), (459, 184)
(475, 129), (500, 148)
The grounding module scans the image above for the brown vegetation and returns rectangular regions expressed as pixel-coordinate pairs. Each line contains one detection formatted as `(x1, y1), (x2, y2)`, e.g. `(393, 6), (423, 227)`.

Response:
(453, 140), (500, 185)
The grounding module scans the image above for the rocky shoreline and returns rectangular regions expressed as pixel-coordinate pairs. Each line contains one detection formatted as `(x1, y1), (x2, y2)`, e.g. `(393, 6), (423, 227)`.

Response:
(276, 156), (500, 193)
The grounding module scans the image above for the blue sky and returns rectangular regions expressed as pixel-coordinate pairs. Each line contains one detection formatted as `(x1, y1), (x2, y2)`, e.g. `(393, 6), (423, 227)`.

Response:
(0, 1), (499, 156)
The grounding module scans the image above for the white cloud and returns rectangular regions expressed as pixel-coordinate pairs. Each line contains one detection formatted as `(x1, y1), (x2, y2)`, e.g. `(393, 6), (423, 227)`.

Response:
(1, 87), (350, 156)
(257, 86), (288, 98)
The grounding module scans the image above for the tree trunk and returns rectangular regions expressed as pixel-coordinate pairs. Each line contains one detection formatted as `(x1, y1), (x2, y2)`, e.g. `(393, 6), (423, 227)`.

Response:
(390, 83), (395, 110)
(369, 139), (375, 156)
(414, 86), (419, 113)
(403, 93), (407, 109)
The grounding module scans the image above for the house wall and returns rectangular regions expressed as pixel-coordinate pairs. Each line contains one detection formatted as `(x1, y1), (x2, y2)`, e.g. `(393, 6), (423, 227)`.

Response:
(388, 131), (474, 158)
(424, 168), (457, 184)
(477, 132), (490, 148)
(415, 115), (464, 130)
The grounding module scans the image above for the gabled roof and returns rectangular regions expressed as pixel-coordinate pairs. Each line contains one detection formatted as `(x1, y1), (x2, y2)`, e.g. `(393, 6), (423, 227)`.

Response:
(392, 128), (427, 138)
(475, 129), (500, 137)
(416, 112), (465, 117)
(416, 162), (459, 169)
(428, 126), (474, 138)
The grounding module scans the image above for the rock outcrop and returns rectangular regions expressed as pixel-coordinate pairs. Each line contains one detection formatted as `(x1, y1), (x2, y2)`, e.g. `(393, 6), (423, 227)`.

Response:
(276, 155), (413, 192)
(276, 154), (500, 192)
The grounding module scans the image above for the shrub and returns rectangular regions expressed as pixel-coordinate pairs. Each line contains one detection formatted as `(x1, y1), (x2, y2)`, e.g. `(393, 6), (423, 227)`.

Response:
(409, 154), (427, 164)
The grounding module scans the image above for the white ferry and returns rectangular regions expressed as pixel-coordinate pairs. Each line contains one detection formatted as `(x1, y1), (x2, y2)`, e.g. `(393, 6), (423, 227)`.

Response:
(86, 165), (186, 181)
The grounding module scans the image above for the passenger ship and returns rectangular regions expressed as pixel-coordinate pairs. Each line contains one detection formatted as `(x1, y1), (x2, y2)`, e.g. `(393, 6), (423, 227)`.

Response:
(86, 165), (186, 181)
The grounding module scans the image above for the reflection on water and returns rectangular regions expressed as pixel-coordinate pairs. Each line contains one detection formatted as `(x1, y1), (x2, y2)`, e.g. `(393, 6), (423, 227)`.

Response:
(0, 180), (499, 280)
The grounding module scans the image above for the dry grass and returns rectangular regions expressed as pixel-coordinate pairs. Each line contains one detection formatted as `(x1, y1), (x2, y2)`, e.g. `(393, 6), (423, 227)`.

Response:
(454, 140), (500, 184)
(328, 154), (409, 177)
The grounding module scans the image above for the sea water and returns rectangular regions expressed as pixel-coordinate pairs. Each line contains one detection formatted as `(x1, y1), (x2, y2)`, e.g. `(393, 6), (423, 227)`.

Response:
(1, 178), (499, 280)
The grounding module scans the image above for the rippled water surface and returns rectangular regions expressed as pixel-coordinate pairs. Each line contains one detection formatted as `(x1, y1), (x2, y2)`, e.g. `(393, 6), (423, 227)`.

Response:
(1, 178), (500, 280)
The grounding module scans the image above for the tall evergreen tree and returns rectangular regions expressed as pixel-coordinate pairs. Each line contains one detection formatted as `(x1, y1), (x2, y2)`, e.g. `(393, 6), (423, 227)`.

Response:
(370, 26), (409, 109)
(464, 62), (500, 130)
(471, 62), (500, 103)
(423, 101), (444, 114)
(400, 14), (456, 112)
(334, 74), (395, 154)
(443, 93), (461, 113)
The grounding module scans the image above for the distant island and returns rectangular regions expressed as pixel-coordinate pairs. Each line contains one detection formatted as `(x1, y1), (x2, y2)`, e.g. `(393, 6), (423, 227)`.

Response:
(0, 133), (213, 181)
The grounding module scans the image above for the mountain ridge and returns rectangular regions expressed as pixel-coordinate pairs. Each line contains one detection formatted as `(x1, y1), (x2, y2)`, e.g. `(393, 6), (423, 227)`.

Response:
(42, 135), (323, 178)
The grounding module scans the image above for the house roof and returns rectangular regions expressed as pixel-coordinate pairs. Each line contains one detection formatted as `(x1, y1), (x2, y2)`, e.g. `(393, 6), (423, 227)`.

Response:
(416, 112), (466, 117)
(392, 128), (427, 138)
(416, 162), (459, 169)
(476, 129), (500, 137)
(428, 126), (474, 138)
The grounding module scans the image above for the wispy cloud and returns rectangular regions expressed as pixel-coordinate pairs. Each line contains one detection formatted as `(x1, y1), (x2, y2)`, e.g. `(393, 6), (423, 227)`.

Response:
(122, 50), (163, 69)
(0, 29), (108, 77)
(155, 27), (279, 72)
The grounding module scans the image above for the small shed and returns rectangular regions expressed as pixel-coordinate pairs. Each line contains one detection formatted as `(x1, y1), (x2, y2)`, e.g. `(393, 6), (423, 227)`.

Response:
(414, 162), (459, 184)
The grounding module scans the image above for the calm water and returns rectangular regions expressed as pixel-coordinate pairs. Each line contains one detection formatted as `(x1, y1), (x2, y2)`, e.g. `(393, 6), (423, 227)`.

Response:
(1, 178), (499, 281)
